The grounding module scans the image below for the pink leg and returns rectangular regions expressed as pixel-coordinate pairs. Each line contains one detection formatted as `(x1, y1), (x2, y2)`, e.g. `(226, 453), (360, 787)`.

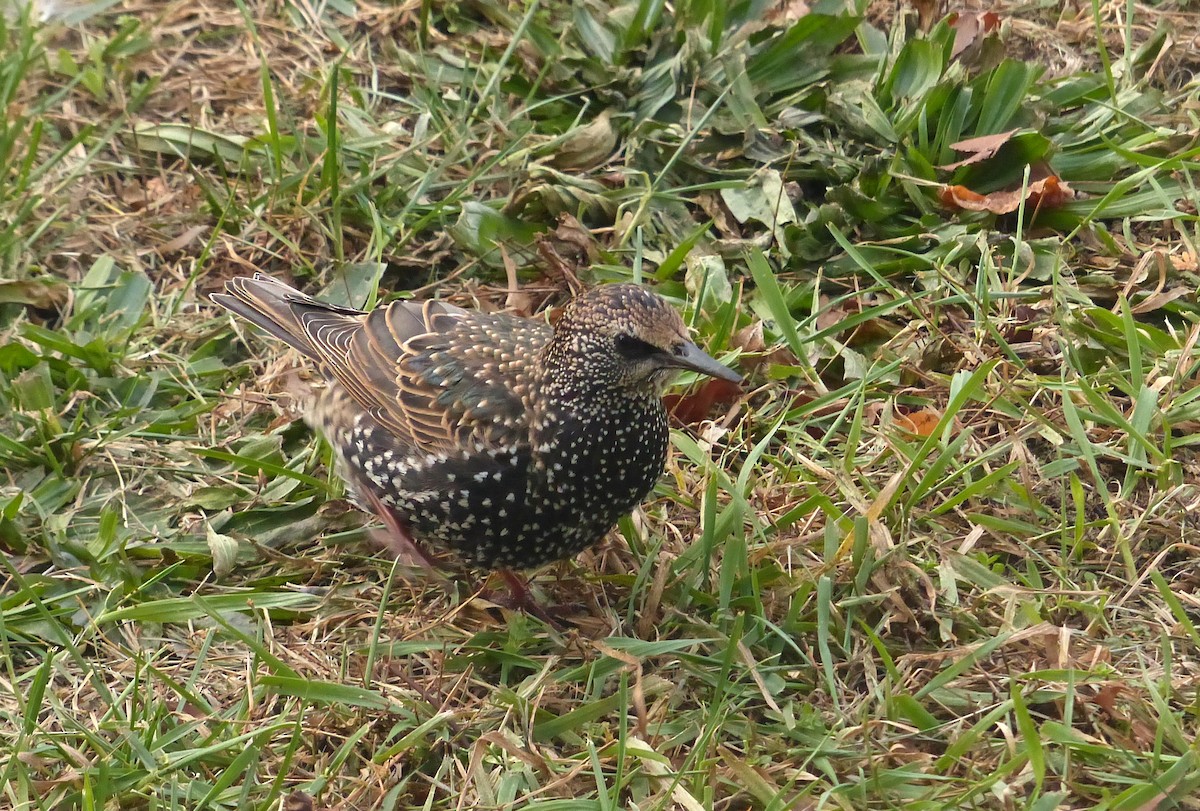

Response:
(361, 487), (440, 571)
(490, 569), (565, 627)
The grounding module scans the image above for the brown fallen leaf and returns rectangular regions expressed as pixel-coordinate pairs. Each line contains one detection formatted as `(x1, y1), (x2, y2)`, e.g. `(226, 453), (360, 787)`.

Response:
(939, 175), (1074, 215)
(553, 212), (597, 264)
(731, 321), (766, 354)
(815, 295), (897, 347)
(284, 790), (315, 811)
(1169, 250), (1197, 272)
(913, 0), (942, 32)
(0, 279), (69, 311)
(550, 110), (617, 171)
(939, 128), (1019, 171)
(950, 11), (1001, 59)
(145, 176), (171, 201)
(815, 295), (857, 332)
(534, 213), (591, 295)
(894, 407), (942, 437)
(156, 224), (206, 256)
(665, 378), (742, 425)
(766, 0), (810, 24)
(1090, 682), (1124, 717)
(728, 319), (806, 374)
(1131, 288), (1188, 314)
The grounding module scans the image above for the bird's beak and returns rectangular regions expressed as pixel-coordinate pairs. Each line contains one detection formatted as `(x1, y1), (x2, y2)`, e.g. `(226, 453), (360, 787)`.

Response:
(670, 341), (742, 384)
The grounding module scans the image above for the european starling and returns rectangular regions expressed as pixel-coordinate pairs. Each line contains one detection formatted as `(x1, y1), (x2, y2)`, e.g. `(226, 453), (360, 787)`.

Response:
(212, 275), (740, 579)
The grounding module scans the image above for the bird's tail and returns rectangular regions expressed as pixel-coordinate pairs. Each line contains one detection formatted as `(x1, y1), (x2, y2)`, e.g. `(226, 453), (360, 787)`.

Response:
(211, 273), (364, 361)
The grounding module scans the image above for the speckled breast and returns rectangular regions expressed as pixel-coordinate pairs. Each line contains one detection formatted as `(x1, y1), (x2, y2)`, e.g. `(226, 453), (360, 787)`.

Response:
(343, 397), (670, 570)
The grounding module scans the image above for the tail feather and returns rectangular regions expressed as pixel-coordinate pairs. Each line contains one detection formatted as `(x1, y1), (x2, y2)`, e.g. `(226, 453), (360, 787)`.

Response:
(210, 273), (364, 362)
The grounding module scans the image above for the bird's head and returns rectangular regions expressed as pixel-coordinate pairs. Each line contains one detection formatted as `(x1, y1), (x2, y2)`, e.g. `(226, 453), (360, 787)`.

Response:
(551, 284), (741, 392)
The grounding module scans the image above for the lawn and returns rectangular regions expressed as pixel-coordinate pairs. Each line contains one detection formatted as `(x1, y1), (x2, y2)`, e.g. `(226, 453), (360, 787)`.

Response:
(2, 0), (1200, 808)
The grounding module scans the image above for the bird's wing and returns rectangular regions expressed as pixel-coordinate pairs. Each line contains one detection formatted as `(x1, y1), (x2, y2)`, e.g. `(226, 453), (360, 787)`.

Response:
(213, 274), (550, 454)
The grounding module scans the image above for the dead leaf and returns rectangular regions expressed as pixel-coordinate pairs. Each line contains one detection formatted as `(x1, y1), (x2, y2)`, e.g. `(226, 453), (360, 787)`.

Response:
(284, 791), (315, 811)
(939, 128), (1019, 171)
(913, 0), (942, 32)
(145, 176), (171, 200)
(939, 175), (1074, 215)
(760, 343), (800, 369)
(550, 110), (617, 171)
(119, 180), (149, 211)
(156, 224), (206, 256)
(728, 319), (801, 375)
(815, 295), (857, 332)
(0, 279), (69, 311)
(535, 236), (584, 295)
(665, 378), (742, 425)
(894, 407), (941, 437)
(815, 295), (897, 346)
(765, 0), (810, 23)
(731, 321), (766, 354)
(593, 639), (648, 737)
(950, 11), (1001, 59)
(1091, 683), (1124, 716)
(498, 245), (535, 315)
(476, 731), (552, 776)
(1170, 250), (1197, 272)
(1131, 288), (1188, 314)
(1131, 718), (1158, 750)
(696, 191), (741, 240)
(552, 212), (596, 266)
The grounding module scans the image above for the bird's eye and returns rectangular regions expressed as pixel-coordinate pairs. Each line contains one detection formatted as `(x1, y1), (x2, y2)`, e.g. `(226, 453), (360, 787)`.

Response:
(614, 333), (659, 360)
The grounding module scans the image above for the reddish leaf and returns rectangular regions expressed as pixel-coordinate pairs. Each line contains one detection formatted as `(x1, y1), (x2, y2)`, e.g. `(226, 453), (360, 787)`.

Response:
(950, 11), (1001, 59)
(940, 184), (988, 209)
(939, 175), (1074, 215)
(894, 407), (942, 437)
(665, 378), (742, 425)
(1091, 683), (1124, 716)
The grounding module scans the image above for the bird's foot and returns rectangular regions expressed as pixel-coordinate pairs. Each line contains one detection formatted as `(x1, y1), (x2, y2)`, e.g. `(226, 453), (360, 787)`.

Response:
(481, 569), (587, 627)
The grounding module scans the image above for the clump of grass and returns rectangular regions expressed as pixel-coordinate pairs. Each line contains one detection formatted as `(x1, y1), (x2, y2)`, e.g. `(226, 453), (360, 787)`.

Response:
(2, 0), (1200, 809)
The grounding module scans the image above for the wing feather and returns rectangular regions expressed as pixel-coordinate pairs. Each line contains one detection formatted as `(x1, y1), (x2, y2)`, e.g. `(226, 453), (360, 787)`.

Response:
(213, 274), (551, 457)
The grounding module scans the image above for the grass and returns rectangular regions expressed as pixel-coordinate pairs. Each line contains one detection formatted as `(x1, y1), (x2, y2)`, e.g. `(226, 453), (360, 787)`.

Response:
(2, 0), (1200, 808)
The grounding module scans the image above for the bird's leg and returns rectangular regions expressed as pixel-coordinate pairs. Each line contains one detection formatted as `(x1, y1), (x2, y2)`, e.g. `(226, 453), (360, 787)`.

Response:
(361, 487), (440, 571)
(487, 569), (569, 627)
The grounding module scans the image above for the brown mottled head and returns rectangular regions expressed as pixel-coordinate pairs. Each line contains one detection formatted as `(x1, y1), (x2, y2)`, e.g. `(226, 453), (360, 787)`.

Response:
(550, 284), (740, 391)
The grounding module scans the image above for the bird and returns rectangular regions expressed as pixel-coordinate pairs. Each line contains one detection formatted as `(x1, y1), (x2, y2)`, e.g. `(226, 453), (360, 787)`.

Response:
(212, 274), (741, 614)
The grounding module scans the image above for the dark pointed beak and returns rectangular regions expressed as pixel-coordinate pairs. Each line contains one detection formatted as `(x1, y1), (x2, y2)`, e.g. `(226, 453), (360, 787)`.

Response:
(670, 341), (742, 384)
